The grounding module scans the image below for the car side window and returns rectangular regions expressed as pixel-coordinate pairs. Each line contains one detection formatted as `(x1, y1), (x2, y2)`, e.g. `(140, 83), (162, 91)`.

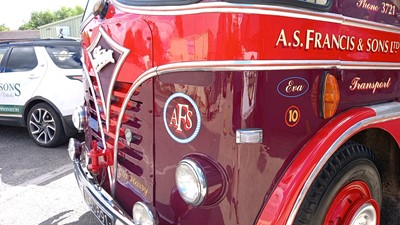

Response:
(5, 46), (38, 72)
(0, 47), (9, 72)
(45, 45), (82, 69)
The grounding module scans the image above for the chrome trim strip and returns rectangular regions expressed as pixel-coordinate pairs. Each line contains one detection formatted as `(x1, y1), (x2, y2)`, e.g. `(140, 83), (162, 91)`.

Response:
(87, 26), (130, 132)
(340, 61), (400, 70)
(83, 61), (107, 149)
(286, 101), (400, 225)
(100, 26), (130, 132)
(111, 2), (341, 23)
(156, 60), (341, 72)
(0, 114), (22, 118)
(155, 60), (400, 71)
(83, 63), (114, 190)
(86, 29), (109, 131)
(371, 103), (400, 118)
(110, 1), (400, 33)
(74, 158), (135, 225)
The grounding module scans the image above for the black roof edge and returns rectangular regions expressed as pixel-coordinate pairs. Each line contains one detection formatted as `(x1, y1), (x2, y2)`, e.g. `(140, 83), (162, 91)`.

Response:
(0, 38), (80, 46)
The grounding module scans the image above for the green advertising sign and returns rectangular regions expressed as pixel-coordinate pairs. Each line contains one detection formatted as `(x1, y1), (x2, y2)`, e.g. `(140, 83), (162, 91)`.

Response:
(0, 105), (24, 115)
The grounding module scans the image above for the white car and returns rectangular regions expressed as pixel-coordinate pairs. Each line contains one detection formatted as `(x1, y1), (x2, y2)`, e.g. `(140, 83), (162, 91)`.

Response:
(0, 39), (83, 147)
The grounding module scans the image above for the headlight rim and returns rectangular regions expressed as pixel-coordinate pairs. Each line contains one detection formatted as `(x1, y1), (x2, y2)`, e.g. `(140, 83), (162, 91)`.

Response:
(72, 105), (86, 131)
(176, 158), (207, 206)
(132, 201), (158, 225)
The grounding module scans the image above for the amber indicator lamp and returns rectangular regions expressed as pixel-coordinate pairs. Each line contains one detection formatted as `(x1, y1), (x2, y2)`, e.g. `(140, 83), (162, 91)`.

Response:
(321, 73), (340, 119)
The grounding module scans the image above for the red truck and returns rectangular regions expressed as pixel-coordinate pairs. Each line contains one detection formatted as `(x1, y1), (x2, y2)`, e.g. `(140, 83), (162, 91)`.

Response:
(68, 0), (400, 224)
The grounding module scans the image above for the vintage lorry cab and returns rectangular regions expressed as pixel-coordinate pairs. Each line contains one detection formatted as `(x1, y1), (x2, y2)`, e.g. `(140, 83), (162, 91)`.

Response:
(68, 0), (400, 224)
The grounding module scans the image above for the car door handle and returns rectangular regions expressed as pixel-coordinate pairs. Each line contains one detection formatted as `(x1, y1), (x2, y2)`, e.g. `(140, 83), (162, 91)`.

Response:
(29, 74), (39, 79)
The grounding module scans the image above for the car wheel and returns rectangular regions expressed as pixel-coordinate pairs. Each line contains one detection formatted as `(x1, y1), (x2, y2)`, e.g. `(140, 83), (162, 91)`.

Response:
(27, 103), (67, 147)
(294, 141), (382, 225)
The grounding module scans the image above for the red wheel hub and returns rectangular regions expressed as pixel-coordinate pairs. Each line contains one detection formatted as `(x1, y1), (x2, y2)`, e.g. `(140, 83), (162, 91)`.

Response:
(324, 181), (380, 225)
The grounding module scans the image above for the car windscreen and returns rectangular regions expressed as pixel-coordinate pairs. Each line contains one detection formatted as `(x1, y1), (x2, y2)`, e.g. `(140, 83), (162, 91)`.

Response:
(45, 44), (82, 69)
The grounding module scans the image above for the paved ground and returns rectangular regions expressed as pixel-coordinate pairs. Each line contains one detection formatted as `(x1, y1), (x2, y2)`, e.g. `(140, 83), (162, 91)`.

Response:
(0, 125), (100, 225)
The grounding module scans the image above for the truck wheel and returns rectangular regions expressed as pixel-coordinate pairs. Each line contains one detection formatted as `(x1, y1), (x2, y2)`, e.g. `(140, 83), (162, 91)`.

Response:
(294, 141), (382, 225)
(27, 103), (67, 148)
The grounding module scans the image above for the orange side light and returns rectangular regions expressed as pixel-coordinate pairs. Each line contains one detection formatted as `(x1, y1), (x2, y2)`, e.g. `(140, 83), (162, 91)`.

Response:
(322, 74), (340, 119)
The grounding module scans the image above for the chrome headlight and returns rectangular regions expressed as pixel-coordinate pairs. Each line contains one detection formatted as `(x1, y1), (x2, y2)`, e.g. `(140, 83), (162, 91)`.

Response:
(132, 202), (157, 225)
(175, 159), (207, 206)
(67, 138), (81, 161)
(72, 105), (86, 131)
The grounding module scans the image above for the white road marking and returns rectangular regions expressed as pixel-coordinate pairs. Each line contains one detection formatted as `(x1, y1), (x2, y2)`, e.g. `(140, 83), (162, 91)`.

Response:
(18, 164), (73, 186)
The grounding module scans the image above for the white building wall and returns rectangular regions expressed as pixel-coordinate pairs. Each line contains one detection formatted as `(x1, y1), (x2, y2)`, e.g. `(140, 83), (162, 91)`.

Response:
(39, 14), (82, 39)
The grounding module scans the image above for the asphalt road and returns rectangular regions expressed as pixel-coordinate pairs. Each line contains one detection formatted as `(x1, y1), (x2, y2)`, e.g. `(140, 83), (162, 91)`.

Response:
(0, 125), (100, 225)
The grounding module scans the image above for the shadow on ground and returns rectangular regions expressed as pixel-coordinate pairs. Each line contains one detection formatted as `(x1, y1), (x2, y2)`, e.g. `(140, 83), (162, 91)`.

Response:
(39, 210), (99, 225)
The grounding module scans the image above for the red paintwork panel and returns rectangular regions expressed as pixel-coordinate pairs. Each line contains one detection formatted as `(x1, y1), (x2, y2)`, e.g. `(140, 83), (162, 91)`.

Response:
(142, 13), (400, 64)
(82, 14), (153, 84)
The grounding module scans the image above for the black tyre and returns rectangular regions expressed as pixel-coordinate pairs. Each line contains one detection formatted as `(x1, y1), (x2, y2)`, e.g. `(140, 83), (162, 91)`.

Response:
(294, 141), (382, 225)
(27, 103), (67, 148)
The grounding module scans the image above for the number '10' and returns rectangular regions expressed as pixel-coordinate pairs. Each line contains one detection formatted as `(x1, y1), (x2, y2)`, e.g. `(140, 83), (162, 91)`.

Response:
(288, 109), (299, 123)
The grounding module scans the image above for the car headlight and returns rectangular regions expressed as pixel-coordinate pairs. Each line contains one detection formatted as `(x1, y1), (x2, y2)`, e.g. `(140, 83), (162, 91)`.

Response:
(175, 159), (207, 206)
(132, 202), (158, 225)
(72, 105), (86, 131)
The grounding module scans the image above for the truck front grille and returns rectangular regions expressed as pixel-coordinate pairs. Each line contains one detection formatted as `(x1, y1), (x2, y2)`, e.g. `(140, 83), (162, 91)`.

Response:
(88, 75), (146, 180)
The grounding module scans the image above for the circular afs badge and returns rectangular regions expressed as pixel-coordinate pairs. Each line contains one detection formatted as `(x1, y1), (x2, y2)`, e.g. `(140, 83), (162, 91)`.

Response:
(163, 93), (201, 143)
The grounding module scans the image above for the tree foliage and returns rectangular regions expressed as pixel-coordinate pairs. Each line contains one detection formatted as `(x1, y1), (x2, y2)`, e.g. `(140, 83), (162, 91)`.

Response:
(19, 6), (84, 30)
(0, 24), (10, 32)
